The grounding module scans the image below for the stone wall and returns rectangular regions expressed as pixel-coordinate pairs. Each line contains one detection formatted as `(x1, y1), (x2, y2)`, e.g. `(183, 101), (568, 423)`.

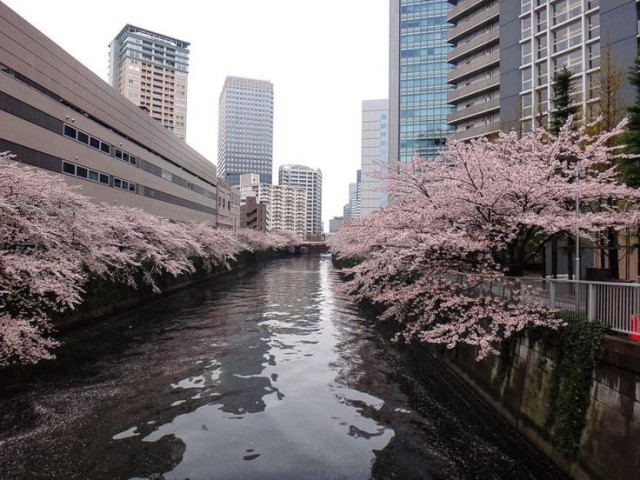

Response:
(440, 334), (640, 480)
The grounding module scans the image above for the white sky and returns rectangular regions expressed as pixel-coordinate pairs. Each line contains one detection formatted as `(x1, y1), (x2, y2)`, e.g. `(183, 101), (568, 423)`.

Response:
(3, 0), (389, 230)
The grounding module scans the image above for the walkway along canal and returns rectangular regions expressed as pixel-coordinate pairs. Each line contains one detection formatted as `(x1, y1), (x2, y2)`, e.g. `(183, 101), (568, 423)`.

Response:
(0, 255), (567, 479)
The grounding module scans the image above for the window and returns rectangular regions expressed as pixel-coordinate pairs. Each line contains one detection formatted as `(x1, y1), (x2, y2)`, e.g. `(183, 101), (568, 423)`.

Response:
(113, 178), (137, 193)
(77, 131), (89, 144)
(522, 67), (533, 90)
(62, 161), (110, 186)
(64, 125), (77, 139)
(89, 137), (100, 149)
(62, 162), (75, 174)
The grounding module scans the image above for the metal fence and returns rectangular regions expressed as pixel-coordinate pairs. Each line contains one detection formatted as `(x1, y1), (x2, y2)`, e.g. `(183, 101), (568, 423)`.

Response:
(519, 278), (640, 335)
(450, 273), (640, 335)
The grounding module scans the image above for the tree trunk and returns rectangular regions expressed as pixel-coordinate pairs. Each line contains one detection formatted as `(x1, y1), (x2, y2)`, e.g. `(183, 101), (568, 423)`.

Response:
(551, 237), (558, 279)
(608, 228), (619, 279)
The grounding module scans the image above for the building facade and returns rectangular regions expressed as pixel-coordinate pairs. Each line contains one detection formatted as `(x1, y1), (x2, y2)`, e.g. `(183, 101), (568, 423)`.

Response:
(109, 25), (189, 141)
(240, 183), (307, 239)
(218, 76), (274, 186)
(500, 0), (638, 133)
(348, 170), (362, 219)
(239, 196), (268, 232)
(446, 0), (501, 140)
(0, 3), (218, 224)
(361, 99), (389, 217)
(329, 217), (345, 234)
(278, 164), (323, 240)
(389, 0), (454, 163)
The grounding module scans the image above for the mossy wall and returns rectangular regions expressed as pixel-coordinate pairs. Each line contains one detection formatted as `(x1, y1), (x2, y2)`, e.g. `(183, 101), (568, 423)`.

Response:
(441, 329), (640, 480)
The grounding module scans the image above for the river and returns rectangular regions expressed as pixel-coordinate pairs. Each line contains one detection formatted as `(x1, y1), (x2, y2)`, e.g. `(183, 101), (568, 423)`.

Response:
(0, 255), (567, 479)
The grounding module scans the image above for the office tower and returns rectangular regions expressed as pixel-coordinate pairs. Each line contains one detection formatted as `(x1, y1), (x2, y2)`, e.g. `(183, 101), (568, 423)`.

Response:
(502, 1), (638, 133)
(279, 165), (322, 240)
(1, 4), (217, 225)
(329, 217), (345, 233)
(218, 76), (274, 186)
(348, 171), (362, 219)
(389, 0), (454, 163)
(109, 25), (189, 141)
(361, 99), (389, 217)
(446, 1), (500, 140)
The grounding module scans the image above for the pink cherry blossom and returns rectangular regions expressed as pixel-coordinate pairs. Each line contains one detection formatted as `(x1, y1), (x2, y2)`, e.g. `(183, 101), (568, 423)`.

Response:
(0, 153), (296, 366)
(330, 119), (640, 359)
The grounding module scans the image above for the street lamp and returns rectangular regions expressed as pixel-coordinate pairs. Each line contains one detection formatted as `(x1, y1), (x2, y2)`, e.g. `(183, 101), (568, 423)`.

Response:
(575, 160), (580, 281)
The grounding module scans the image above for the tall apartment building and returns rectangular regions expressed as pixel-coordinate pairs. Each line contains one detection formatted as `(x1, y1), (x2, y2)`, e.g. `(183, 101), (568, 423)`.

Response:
(389, 0), (454, 163)
(361, 99), (389, 217)
(109, 25), (189, 141)
(279, 164), (323, 240)
(218, 76), (274, 186)
(239, 181), (307, 239)
(0, 4), (218, 225)
(446, 1), (500, 140)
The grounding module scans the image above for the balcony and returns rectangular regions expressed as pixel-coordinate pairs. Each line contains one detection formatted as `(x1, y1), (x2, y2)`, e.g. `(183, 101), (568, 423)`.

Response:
(448, 121), (501, 141)
(447, 98), (500, 124)
(448, 0), (491, 23)
(448, 50), (499, 83)
(448, 29), (500, 63)
(448, 76), (499, 103)
(448, 3), (499, 44)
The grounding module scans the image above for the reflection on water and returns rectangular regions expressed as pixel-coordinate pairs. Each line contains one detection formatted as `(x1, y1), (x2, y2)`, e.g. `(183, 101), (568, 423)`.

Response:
(0, 256), (566, 479)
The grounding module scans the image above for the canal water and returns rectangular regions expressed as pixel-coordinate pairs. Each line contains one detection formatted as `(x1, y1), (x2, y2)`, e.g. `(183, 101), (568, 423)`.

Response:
(0, 255), (566, 479)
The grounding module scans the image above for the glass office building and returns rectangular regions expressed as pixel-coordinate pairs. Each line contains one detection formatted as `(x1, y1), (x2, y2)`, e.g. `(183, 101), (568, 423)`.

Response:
(390, 0), (453, 163)
(218, 76), (274, 186)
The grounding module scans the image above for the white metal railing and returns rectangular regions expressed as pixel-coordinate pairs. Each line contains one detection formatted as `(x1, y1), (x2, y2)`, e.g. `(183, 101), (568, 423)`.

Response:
(471, 277), (640, 335)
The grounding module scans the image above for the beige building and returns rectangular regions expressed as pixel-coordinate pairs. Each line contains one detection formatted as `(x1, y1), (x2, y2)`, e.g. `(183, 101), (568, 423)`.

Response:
(278, 164), (322, 239)
(238, 178), (306, 239)
(240, 196), (268, 232)
(216, 181), (240, 231)
(0, 3), (217, 224)
(109, 25), (189, 141)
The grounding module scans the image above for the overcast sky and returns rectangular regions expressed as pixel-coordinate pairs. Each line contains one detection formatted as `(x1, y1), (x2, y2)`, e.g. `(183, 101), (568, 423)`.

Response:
(3, 0), (389, 229)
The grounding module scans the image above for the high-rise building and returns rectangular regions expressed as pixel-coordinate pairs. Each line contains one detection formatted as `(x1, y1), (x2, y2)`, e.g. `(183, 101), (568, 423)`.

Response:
(0, 4), (217, 225)
(239, 181), (307, 239)
(445, 1), (639, 136)
(446, 1), (500, 140)
(279, 165), (322, 240)
(361, 99), (389, 217)
(503, 0), (638, 134)
(109, 25), (189, 141)
(347, 170), (362, 219)
(218, 76), (274, 186)
(389, 0), (454, 163)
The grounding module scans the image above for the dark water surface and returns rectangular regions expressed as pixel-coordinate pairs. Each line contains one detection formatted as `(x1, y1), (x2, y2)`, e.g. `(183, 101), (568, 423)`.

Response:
(0, 256), (566, 479)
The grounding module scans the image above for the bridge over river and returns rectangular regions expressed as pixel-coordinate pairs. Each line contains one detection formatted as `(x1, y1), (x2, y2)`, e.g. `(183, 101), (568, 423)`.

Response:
(0, 255), (566, 479)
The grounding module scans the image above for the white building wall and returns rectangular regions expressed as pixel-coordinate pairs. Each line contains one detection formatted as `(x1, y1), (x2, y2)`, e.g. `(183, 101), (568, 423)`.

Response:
(361, 99), (389, 217)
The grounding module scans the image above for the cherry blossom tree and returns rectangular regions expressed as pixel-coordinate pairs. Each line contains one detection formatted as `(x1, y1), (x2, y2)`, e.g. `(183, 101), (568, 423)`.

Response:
(0, 153), (296, 366)
(330, 120), (640, 358)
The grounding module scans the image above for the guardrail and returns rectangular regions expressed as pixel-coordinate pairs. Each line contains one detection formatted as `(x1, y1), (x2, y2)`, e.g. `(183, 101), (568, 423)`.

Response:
(470, 276), (640, 335)
(524, 278), (640, 335)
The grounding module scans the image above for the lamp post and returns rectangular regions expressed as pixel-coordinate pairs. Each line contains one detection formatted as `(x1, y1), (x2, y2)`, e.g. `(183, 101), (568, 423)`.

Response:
(575, 160), (580, 281)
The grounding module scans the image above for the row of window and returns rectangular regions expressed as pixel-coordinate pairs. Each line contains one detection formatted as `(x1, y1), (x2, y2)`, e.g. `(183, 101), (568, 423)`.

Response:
(62, 160), (138, 193)
(62, 123), (215, 199)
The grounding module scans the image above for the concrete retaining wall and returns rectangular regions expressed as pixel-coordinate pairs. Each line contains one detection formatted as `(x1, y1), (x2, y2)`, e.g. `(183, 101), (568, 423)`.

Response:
(440, 335), (640, 479)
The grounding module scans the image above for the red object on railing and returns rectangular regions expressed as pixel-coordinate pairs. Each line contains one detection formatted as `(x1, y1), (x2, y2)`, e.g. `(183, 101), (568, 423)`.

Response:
(630, 315), (640, 342)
